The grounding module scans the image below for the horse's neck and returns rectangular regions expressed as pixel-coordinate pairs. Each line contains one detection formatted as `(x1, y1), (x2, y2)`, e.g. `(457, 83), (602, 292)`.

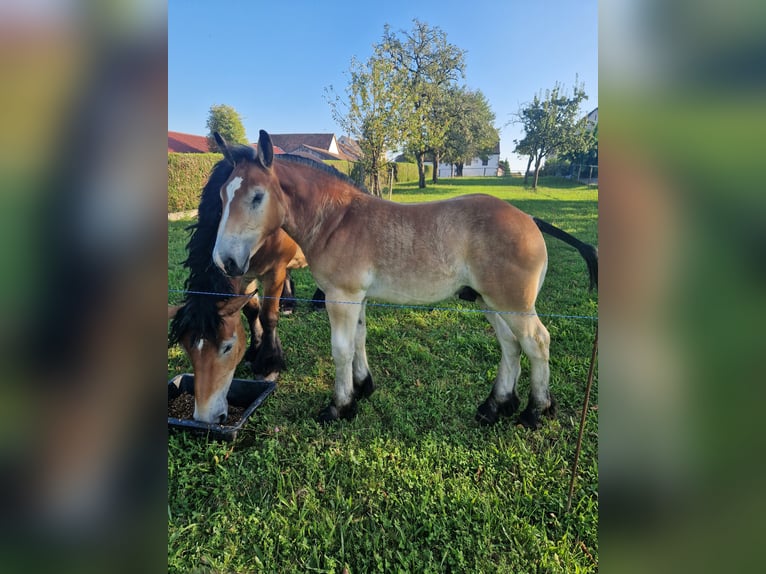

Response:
(278, 164), (355, 250)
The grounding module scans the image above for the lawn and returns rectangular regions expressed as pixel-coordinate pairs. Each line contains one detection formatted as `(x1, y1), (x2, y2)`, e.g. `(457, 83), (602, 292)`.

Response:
(168, 175), (598, 573)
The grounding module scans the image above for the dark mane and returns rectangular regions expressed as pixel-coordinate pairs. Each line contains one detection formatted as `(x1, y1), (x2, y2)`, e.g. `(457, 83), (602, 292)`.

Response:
(169, 156), (239, 347)
(276, 154), (370, 194)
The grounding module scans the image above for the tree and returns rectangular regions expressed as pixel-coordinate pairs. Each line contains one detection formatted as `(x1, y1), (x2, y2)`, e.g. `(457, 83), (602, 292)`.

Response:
(206, 104), (247, 152)
(564, 122), (598, 172)
(377, 20), (465, 188)
(513, 81), (589, 189)
(326, 55), (404, 196)
(438, 87), (499, 179)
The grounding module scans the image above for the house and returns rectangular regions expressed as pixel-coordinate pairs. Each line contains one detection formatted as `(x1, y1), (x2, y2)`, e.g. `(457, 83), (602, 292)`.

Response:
(268, 133), (359, 161)
(433, 142), (502, 177)
(168, 131), (209, 153)
(168, 131), (360, 160)
(585, 107), (598, 130)
(337, 136), (363, 161)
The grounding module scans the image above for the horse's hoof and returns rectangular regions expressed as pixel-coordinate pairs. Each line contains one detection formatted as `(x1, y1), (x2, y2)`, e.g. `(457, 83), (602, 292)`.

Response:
(316, 401), (358, 424)
(517, 405), (542, 430)
(543, 395), (557, 418)
(498, 392), (521, 418)
(476, 392), (520, 425)
(317, 404), (339, 424)
(475, 397), (499, 425)
(353, 374), (375, 400)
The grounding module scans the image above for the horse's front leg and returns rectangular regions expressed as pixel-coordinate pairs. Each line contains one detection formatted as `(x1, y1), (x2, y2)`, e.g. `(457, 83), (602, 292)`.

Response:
(250, 271), (286, 378)
(317, 296), (365, 423)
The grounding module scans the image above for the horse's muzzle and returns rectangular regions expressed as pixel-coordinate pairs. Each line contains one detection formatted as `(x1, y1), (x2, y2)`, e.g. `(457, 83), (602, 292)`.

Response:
(222, 255), (246, 277)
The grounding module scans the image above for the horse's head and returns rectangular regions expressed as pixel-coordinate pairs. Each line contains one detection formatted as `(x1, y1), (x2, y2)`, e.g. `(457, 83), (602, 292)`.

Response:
(168, 295), (250, 423)
(212, 130), (286, 278)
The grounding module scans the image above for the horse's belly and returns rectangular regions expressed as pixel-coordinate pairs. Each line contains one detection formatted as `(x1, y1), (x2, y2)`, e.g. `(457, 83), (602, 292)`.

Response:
(366, 274), (463, 305)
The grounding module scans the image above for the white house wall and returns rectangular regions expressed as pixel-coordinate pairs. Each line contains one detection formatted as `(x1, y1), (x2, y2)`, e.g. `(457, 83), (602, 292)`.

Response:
(432, 154), (501, 177)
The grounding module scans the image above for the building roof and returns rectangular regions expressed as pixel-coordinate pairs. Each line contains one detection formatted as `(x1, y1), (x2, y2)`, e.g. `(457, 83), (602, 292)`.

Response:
(268, 133), (336, 154)
(168, 131), (286, 154)
(289, 144), (346, 162)
(168, 131), (209, 153)
(337, 135), (363, 161)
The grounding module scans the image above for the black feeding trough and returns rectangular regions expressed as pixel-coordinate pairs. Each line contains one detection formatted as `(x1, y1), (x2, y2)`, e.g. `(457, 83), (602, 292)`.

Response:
(168, 373), (276, 441)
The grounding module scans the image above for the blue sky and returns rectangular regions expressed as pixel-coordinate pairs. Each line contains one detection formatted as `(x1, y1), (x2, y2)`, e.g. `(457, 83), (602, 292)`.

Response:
(169, 0), (597, 170)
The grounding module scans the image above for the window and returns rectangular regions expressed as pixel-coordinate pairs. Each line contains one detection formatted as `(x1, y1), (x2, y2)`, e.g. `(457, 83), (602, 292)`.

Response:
(481, 157), (489, 166)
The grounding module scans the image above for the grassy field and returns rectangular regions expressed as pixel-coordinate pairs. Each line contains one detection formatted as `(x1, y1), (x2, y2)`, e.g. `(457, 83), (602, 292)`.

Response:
(168, 175), (598, 573)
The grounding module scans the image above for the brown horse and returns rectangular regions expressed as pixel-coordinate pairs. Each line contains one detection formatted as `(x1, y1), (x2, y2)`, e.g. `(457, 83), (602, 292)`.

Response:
(168, 148), (306, 424)
(212, 130), (598, 427)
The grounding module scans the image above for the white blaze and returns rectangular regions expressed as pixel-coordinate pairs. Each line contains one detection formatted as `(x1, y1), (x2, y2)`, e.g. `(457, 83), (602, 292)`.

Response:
(213, 176), (243, 269)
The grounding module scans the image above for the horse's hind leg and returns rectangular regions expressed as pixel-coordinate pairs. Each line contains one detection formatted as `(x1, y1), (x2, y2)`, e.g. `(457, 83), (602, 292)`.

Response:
(352, 302), (374, 400)
(509, 314), (556, 429)
(242, 282), (262, 363)
(476, 312), (522, 425)
(279, 270), (297, 315)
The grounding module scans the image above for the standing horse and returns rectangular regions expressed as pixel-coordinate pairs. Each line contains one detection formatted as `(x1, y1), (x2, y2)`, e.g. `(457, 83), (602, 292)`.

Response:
(212, 130), (598, 427)
(168, 148), (306, 423)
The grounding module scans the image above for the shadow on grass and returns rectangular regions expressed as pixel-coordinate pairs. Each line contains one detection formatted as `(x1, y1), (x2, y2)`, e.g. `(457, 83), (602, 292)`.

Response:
(394, 175), (593, 196)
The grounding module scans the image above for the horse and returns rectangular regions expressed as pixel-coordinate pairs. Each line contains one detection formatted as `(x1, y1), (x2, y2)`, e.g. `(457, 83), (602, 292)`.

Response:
(212, 130), (598, 428)
(168, 148), (307, 424)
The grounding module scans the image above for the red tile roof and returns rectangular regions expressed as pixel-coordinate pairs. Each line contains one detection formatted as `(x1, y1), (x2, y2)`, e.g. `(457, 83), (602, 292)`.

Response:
(168, 131), (209, 153)
(168, 131), (286, 155)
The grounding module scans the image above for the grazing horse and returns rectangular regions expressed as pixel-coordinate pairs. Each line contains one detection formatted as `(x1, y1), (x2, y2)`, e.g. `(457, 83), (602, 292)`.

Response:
(168, 149), (306, 423)
(212, 130), (598, 427)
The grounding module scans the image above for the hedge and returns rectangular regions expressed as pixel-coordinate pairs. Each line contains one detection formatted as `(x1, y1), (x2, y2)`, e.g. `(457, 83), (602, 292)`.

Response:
(168, 153), (427, 213)
(168, 153), (222, 212)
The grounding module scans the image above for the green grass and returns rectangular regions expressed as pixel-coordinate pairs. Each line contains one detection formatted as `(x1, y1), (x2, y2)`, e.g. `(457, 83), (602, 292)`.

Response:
(168, 175), (598, 573)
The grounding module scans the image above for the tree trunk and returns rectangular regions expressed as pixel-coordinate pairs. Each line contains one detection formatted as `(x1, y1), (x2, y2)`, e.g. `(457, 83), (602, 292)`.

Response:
(432, 151), (440, 183)
(416, 152), (426, 189)
(371, 154), (381, 196)
(456, 162), (463, 177)
(532, 155), (543, 189)
(524, 155), (534, 186)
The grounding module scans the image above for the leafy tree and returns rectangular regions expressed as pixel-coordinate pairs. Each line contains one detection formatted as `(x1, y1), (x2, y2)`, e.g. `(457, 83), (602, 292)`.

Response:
(565, 121), (598, 169)
(438, 86), (498, 179)
(513, 81), (589, 189)
(377, 20), (465, 188)
(206, 104), (247, 151)
(326, 55), (404, 196)
(498, 158), (511, 176)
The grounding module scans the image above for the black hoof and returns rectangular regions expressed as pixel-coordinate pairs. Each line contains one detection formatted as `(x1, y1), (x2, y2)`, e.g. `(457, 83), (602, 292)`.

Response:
(543, 395), (557, 418)
(475, 392), (520, 426)
(476, 398), (499, 425)
(517, 405), (542, 429)
(353, 374), (375, 400)
(316, 400), (358, 424)
(250, 354), (286, 378)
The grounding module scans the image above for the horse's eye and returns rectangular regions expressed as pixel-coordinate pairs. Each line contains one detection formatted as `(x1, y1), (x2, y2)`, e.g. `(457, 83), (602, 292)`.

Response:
(221, 342), (233, 354)
(252, 191), (265, 205)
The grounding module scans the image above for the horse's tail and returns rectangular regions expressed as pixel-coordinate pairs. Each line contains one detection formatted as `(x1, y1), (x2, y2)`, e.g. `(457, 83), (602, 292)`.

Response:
(533, 217), (598, 291)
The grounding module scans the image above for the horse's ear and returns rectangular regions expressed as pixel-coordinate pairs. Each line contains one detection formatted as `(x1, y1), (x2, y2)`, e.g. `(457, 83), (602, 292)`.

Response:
(218, 294), (252, 317)
(214, 132), (234, 163)
(168, 304), (182, 320)
(257, 129), (274, 169)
